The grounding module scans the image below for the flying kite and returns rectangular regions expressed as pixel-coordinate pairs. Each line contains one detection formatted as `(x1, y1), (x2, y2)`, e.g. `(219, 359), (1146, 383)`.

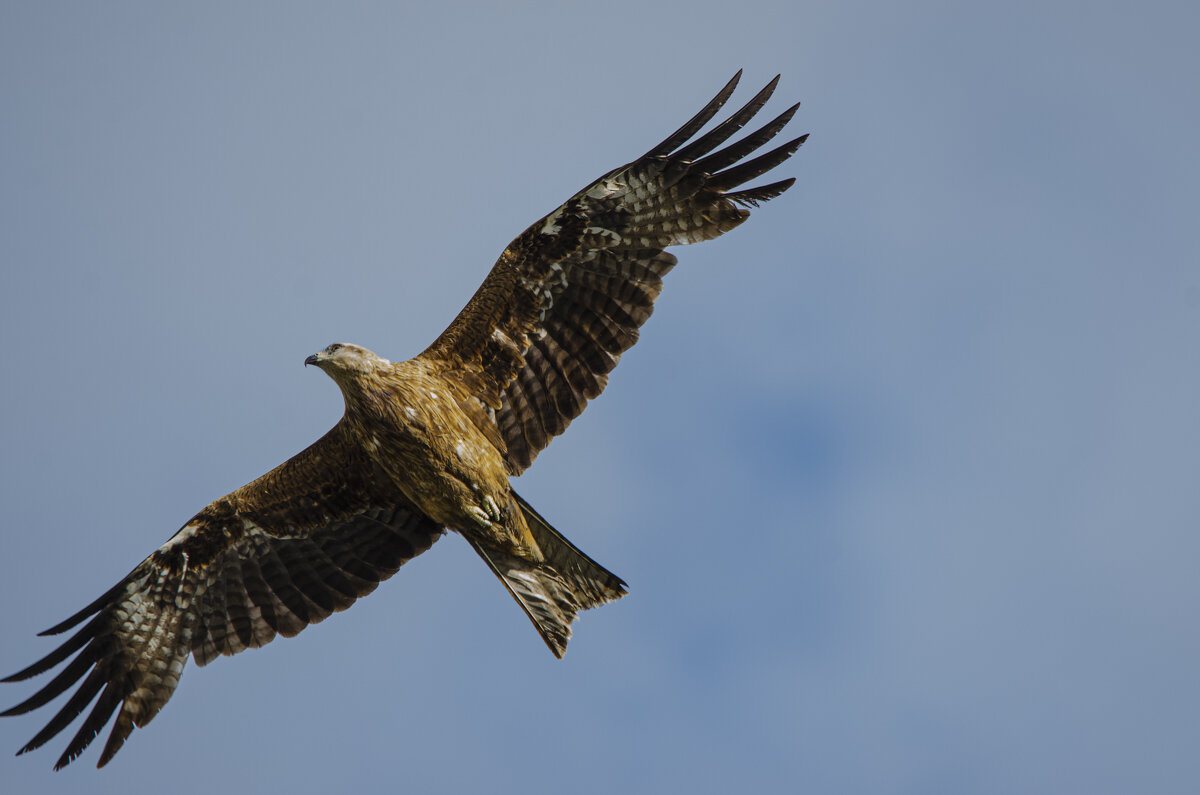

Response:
(4, 71), (805, 769)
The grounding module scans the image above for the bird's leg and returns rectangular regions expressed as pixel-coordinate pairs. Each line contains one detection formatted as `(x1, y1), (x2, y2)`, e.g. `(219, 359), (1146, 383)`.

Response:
(465, 505), (492, 529)
(464, 494), (503, 528)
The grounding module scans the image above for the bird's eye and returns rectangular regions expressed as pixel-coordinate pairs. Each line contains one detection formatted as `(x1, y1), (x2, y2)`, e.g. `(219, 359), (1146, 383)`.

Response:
(327, 343), (343, 353)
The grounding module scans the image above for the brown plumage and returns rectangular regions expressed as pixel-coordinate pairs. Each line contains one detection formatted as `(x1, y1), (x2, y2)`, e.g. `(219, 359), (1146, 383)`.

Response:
(3, 70), (805, 769)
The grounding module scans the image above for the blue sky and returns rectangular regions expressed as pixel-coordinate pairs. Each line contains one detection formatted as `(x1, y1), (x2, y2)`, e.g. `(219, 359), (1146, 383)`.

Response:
(2, 2), (1198, 792)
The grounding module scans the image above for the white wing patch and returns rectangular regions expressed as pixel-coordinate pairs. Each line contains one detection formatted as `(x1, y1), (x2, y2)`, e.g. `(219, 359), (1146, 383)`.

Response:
(159, 520), (203, 553)
(540, 208), (564, 235)
(584, 174), (628, 200)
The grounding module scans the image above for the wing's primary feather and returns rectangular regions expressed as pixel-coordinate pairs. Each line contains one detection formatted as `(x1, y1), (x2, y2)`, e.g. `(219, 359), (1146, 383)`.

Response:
(2, 423), (443, 769)
(421, 72), (806, 473)
(5, 72), (804, 770)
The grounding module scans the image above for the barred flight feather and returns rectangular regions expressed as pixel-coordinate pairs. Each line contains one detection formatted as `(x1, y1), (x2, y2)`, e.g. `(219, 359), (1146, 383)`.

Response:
(6, 71), (803, 769)
(424, 71), (802, 473)
(4, 424), (443, 768)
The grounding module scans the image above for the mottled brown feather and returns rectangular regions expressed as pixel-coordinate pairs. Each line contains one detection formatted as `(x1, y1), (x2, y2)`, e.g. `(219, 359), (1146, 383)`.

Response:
(5, 72), (803, 770)
(421, 73), (803, 473)
(3, 423), (443, 768)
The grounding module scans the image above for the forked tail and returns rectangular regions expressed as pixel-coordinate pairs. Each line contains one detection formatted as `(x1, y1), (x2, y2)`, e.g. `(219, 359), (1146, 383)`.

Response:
(467, 491), (626, 657)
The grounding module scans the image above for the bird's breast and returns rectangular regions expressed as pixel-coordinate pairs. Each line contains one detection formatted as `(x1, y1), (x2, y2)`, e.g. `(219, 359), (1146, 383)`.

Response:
(346, 373), (511, 531)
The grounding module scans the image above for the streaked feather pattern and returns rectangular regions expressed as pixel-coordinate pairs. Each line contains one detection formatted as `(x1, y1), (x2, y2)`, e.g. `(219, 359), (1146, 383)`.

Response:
(5, 71), (802, 770)
(3, 425), (442, 769)
(422, 70), (805, 472)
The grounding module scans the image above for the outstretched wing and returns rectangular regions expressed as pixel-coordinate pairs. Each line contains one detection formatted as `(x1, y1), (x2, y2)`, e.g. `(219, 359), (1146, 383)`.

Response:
(420, 71), (806, 473)
(2, 422), (443, 769)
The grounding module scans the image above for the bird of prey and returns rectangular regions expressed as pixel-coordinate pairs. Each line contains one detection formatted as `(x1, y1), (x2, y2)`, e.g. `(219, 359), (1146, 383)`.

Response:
(3, 71), (805, 769)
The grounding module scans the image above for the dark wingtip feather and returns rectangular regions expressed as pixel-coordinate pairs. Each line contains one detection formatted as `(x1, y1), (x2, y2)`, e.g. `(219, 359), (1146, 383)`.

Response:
(695, 103), (802, 175)
(707, 133), (808, 193)
(644, 70), (743, 158)
(1, 646), (98, 716)
(14, 666), (108, 757)
(672, 75), (781, 163)
(725, 177), (797, 207)
(3, 669), (33, 685)
(38, 580), (126, 636)
(4, 616), (101, 683)
(96, 709), (135, 768)
(54, 683), (122, 771)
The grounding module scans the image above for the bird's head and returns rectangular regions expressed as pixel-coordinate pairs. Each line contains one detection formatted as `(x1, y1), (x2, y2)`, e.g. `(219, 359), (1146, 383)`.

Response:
(304, 343), (390, 380)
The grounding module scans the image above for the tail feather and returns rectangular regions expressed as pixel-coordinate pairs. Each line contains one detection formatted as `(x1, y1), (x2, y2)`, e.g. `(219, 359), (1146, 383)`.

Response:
(468, 492), (626, 658)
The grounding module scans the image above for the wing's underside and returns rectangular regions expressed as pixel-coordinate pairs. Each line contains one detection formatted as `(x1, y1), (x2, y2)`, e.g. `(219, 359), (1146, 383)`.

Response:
(3, 70), (803, 771)
(421, 71), (805, 473)
(3, 424), (444, 769)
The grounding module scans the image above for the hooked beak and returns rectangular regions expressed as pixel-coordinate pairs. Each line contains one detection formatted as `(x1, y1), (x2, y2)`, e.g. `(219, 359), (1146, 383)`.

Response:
(304, 353), (322, 367)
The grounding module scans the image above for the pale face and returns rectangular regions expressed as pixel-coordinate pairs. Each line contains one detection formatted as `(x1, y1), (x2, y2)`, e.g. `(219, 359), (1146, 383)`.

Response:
(304, 342), (390, 374)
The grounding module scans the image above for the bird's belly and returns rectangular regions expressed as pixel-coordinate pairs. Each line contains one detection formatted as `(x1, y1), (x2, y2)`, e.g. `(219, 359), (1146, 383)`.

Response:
(361, 409), (510, 536)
